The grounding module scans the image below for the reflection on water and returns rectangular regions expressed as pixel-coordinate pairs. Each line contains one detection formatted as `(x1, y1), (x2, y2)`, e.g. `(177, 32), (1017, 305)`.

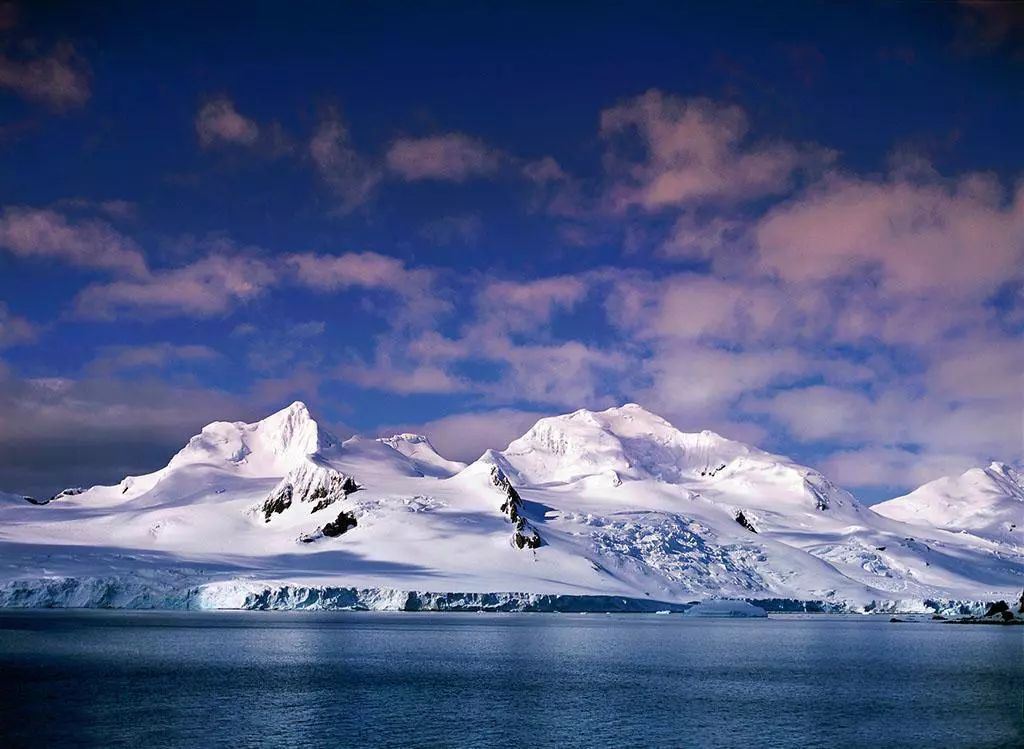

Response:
(0, 611), (1020, 748)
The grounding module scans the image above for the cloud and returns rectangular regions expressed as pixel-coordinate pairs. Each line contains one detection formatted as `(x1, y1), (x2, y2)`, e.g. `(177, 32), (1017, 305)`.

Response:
(821, 447), (981, 491)
(338, 358), (470, 395)
(522, 156), (568, 184)
(74, 254), (275, 319)
(0, 302), (36, 348)
(287, 250), (447, 323)
(309, 111), (382, 212)
(750, 334), (1023, 488)
(477, 275), (590, 333)
(600, 90), (833, 211)
(755, 169), (1024, 296)
(56, 198), (138, 221)
(288, 250), (432, 293)
(0, 42), (91, 111)
(86, 343), (220, 374)
(386, 133), (502, 182)
(0, 363), (248, 497)
(383, 408), (549, 463)
(0, 206), (147, 275)
(659, 213), (747, 261)
(195, 96), (259, 147)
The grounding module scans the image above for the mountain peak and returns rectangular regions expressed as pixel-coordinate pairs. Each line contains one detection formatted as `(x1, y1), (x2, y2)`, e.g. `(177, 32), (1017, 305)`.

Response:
(166, 401), (334, 477)
(873, 461), (1024, 543)
(497, 403), (757, 486)
(377, 432), (466, 478)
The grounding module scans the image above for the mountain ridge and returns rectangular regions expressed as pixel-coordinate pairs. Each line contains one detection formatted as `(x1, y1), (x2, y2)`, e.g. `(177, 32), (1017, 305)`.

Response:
(0, 400), (1020, 611)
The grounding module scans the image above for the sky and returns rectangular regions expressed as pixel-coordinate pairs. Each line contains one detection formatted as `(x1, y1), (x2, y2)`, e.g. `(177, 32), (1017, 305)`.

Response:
(0, 1), (1021, 502)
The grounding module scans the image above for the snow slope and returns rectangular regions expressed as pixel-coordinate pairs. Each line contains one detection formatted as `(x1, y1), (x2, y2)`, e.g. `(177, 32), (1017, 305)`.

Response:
(0, 402), (1020, 611)
(873, 463), (1024, 548)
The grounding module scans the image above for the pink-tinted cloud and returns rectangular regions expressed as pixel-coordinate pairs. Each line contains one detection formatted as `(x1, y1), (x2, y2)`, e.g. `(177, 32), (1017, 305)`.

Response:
(0, 206), (147, 275)
(74, 254), (274, 319)
(821, 447), (981, 491)
(338, 358), (469, 395)
(309, 112), (381, 212)
(386, 133), (502, 182)
(288, 250), (431, 294)
(87, 343), (220, 374)
(0, 42), (91, 111)
(522, 156), (568, 184)
(0, 302), (36, 348)
(383, 408), (549, 462)
(600, 90), (834, 211)
(195, 97), (259, 147)
(755, 170), (1024, 296)
(659, 213), (746, 261)
(478, 275), (589, 333)
(288, 250), (448, 324)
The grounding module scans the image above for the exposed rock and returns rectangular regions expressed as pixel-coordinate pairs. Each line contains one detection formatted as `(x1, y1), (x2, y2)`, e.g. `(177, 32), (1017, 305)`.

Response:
(260, 484), (293, 522)
(260, 460), (360, 523)
(513, 517), (542, 549)
(491, 465), (543, 549)
(946, 598), (1024, 625)
(984, 600), (1010, 618)
(734, 511), (758, 533)
(322, 510), (357, 537)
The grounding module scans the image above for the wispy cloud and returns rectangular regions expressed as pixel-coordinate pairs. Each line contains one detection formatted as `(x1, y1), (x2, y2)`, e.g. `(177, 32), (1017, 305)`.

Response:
(0, 206), (147, 275)
(195, 96), (259, 147)
(74, 254), (275, 319)
(386, 133), (502, 182)
(309, 110), (381, 213)
(600, 90), (834, 210)
(0, 41), (91, 111)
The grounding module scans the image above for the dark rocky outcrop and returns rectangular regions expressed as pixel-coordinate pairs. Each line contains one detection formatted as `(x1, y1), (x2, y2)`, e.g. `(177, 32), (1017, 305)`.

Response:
(261, 484), (293, 522)
(700, 463), (727, 477)
(491, 465), (543, 549)
(734, 511), (758, 533)
(321, 510), (358, 537)
(512, 517), (542, 549)
(260, 461), (360, 523)
(20, 487), (86, 506)
(984, 600), (1010, 618)
(947, 598), (1023, 625)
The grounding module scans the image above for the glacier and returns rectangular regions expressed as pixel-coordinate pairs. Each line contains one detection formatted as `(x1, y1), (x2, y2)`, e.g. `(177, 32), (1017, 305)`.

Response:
(0, 401), (1021, 613)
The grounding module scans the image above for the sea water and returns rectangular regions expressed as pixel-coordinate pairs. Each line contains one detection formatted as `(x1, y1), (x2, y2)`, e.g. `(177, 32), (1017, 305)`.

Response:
(0, 611), (1020, 748)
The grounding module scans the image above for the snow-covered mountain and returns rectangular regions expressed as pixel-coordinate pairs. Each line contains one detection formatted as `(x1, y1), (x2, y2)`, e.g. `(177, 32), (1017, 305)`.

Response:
(0, 401), (1020, 611)
(873, 462), (1023, 547)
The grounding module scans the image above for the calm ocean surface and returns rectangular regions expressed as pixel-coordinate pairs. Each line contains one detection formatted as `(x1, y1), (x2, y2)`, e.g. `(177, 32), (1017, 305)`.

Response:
(0, 611), (1020, 748)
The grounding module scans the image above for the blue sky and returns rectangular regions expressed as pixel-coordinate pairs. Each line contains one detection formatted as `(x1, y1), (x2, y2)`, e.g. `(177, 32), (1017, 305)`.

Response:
(0, 1), (1021, 501)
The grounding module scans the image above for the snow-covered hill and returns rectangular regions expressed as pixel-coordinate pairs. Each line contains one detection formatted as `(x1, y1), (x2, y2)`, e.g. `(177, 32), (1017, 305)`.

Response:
(0, 402), (1020, 612)
(873, 463), (1023, 548)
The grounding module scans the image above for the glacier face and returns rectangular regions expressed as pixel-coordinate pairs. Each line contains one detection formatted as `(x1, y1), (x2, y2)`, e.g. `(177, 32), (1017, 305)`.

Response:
(0, 401), (1021, 611)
